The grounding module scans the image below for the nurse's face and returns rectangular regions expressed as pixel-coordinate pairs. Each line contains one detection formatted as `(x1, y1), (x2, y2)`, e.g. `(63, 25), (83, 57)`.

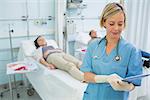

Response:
(37, 36), (47, 47)
(104, 12), (125, 39)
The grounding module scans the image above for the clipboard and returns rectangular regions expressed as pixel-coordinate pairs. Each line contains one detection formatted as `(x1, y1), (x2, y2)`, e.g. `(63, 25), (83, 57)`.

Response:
(122, 73), (150, 82)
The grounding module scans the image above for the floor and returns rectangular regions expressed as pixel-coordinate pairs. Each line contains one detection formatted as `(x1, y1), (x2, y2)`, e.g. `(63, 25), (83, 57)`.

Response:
(0, 82), (149, 100)
(137, 96), (150, 100)
(0, 83), (42, 100)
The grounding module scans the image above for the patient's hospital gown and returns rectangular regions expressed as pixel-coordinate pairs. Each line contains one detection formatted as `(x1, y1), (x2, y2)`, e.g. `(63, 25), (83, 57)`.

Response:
(80, 38), (143, 100)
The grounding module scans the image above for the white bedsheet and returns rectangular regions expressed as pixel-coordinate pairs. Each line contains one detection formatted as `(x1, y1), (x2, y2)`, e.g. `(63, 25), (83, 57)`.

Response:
(25, 58), (87, 100)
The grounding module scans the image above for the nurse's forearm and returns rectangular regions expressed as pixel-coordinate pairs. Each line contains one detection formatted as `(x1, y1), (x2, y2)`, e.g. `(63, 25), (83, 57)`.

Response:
(94, 75), (109, 83)
(85, 72), (122, 84)
(84, 72), (109, 83)
(84, 72), (96, 83)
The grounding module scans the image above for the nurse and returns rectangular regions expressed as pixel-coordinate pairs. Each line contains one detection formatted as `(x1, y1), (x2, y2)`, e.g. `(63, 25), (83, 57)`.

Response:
(80, 2), (143, 100)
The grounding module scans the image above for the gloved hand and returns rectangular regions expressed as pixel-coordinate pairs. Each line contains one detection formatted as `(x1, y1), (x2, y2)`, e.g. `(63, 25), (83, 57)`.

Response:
(94, 73), (122, 83)
(94, 75), (109, 83)
(107, 74), (135, 91)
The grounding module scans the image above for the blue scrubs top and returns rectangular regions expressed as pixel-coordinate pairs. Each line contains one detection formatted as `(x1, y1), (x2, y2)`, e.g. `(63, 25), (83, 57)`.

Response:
(80, 37), (143, 100)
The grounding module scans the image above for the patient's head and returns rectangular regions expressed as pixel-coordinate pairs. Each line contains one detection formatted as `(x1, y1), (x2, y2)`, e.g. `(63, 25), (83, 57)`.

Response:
(34, 35), (47, 49)
(89, 30), (97, 39)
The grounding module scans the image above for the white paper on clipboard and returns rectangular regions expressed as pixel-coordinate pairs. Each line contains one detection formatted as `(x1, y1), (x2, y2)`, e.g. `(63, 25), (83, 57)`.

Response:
(122, 73), (150, 81)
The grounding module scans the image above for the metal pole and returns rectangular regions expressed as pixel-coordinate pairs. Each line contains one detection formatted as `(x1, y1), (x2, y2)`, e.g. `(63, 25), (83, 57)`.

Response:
(8, 75), (13, 100)
(8, 24), (14, 100)
(8, 24), (14, 62)
(25, 0), (30, 40)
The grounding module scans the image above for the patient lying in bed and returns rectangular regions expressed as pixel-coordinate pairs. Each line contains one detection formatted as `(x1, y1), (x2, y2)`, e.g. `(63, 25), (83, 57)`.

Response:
(33, 35), (84, 81)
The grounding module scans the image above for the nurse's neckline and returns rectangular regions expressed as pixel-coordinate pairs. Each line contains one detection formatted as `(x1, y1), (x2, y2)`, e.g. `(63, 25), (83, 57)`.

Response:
(105, 36), (120, 55)
(105, 35), (120, 46)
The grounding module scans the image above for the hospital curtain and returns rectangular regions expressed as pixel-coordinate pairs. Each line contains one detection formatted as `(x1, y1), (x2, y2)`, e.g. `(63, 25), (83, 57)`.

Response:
(125, 1), (150, 99)
(124, 0), (150, 52)
(55, 0), (66, 49)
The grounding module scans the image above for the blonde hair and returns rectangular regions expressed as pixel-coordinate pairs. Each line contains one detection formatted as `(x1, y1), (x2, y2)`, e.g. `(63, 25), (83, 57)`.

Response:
(100, 2), (126, 28)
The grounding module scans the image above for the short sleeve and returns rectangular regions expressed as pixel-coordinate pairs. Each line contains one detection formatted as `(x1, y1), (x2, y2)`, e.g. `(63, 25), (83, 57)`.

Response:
(80, 41), (95, 72)
(126, 47), (143, 86)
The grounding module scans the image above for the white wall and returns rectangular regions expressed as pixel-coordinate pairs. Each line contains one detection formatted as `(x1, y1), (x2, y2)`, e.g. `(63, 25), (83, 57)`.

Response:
(0, 0), (55, 38)
(0, 0), (55, 85)
(66, 0), (120, 38)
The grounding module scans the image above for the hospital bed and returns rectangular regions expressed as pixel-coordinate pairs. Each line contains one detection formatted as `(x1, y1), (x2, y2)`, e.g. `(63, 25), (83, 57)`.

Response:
(74, 33), (90, 60)
(17, 39), (149, 100)
(17, 39), (87, 100)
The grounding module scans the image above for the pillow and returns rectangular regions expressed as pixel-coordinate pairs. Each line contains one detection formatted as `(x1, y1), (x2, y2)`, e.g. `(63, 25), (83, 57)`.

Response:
(75, 33), (91, 45)
(21, 39), (58, 57)
(21, 40), (36, 57)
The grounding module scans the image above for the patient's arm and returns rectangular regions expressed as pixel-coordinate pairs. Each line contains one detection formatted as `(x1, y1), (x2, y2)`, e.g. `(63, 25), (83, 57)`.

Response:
(40, 58), (56, 69)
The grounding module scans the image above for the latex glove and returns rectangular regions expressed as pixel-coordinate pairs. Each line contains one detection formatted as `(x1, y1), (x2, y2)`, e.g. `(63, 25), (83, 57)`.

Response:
(94, 75), (109, 83)
(107, 74), (134, 91)
(117, 81), (135, 91)
(94, 73), (121, 83)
